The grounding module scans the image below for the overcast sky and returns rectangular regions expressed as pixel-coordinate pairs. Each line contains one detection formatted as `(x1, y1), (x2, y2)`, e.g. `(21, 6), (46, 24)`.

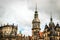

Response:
(0, 0), (60, 36)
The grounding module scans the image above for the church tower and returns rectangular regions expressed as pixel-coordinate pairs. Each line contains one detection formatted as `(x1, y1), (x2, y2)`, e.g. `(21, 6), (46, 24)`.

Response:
(32, 5), (40, 40)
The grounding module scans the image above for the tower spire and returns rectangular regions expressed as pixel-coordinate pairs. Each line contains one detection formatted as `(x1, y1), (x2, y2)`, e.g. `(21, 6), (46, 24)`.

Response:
(35, 3), (38, 13)
(34, 3), (38, 18)
(36, 3), (37, 11)
(32, 3), (40, 40)
(49, 11), (55, 27)
(50, 12), (53, 22)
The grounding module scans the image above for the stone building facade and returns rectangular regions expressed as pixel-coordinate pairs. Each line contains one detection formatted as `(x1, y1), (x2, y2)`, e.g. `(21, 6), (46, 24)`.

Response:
(0, 5), (60, 40)
(0, 24), (31, 40)
(0, 24), (17, 40)
(16, 34), (31, 40)
(32, 5), (43, 40)
(44, 17), (60, 40)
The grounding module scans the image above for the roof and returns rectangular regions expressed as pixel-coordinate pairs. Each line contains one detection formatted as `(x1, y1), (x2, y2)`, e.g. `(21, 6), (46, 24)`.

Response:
(32, 18), (40, 23)
(39, 32), (44, 39)
(45, 24), (49, 29)
(0, 24), (17, 29)
(55, 23), (60, 28)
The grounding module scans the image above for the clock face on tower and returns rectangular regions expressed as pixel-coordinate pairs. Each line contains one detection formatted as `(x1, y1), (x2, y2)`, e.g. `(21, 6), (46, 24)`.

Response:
(34, 23), (37, 27)
(33, 23), (39, 28)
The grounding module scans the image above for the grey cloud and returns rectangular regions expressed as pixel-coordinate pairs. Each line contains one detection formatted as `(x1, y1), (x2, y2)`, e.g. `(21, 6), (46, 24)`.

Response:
(28, 0), (60, 20)
(0, 6), (5, 18)
(0, 0), (60, 35)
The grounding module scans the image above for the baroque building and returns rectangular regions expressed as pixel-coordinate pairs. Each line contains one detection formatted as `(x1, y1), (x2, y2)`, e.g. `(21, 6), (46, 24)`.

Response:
(0, 24), (17, 40)
(0, 23), (31, 40)
(0, 4), (60, 40)
(32, 5), (43, 40)
(44, 16), (60, 40)
(16, 33), (31, 40)
(16, 5), (43, 40)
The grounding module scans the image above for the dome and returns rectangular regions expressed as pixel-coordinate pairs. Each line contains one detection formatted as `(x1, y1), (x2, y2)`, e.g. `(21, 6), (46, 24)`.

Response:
(49, 17), (55, 27)
(56, 23), (60, 28)
(56, 23), (59, 26)
(49, 21), (55, 27)
(49, 21), (54, 25)
(32, 18), (40, 23)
